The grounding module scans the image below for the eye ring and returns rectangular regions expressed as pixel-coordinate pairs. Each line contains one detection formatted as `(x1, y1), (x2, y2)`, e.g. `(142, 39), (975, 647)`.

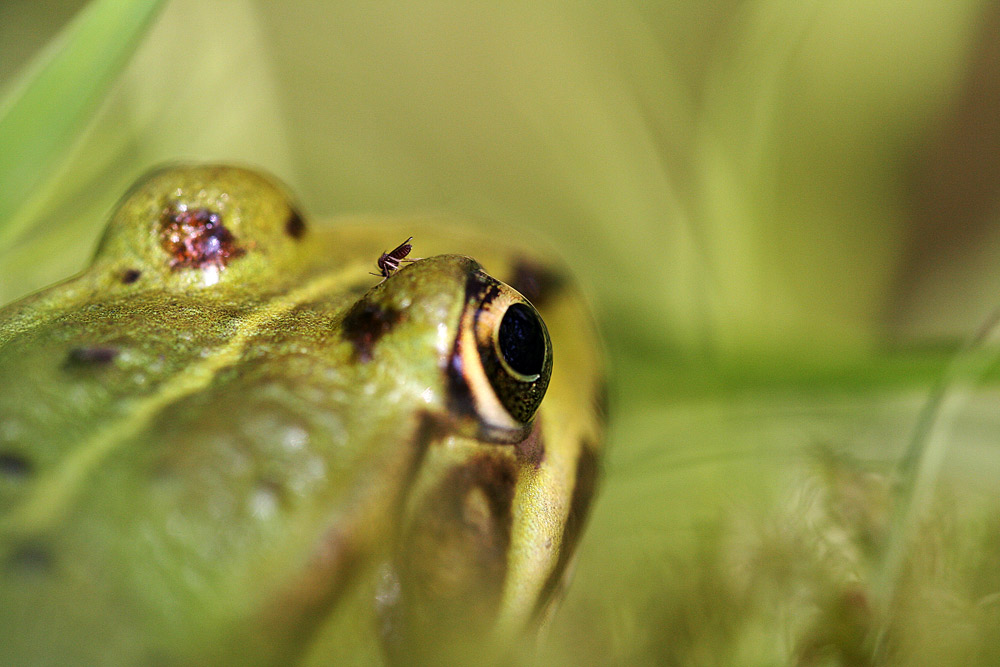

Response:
(469, 283), (552, 427)
(447, 271), (553, 441)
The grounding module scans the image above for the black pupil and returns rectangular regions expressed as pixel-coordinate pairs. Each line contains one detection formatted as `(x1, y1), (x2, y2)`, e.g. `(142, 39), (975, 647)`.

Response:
(497, 303), (546, 377)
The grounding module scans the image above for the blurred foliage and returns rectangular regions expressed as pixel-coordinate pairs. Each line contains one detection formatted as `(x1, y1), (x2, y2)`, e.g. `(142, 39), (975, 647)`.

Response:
(0, 0), (165, 250)
(5, 0), (1000, 664)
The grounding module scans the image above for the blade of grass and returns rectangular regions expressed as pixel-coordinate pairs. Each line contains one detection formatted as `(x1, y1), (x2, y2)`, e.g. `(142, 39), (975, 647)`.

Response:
(0, 0), (167, 252)
(872, 306), (1000, 658)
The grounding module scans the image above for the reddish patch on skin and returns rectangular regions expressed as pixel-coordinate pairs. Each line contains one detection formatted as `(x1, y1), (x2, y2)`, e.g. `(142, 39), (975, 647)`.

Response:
(515, 419), (546, 468)
(159, 206), (245, 270)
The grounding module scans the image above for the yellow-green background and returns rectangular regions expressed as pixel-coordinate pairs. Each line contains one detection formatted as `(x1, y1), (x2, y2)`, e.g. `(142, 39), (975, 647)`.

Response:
(4, 1), (1000, 663)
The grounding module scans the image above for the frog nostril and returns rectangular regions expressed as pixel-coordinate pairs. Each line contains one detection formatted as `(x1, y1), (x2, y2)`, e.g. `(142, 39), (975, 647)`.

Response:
(497, 304), (546, 379)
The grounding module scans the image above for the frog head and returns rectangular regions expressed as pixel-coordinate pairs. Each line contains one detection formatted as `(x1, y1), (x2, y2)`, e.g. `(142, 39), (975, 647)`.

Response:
(0, 165), (604, 665)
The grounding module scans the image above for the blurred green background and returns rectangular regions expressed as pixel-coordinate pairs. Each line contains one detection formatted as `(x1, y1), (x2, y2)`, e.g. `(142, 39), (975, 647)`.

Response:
(5, 0), (1000, 663)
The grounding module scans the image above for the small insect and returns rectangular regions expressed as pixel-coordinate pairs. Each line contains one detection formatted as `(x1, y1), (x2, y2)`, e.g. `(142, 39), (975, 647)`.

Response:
(370, 236), (416, 282)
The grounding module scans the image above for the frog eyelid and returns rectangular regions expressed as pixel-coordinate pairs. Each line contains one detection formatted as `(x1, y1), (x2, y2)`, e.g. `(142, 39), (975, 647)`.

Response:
(446, 272), (552, 442)
(446, 300), (526, 443)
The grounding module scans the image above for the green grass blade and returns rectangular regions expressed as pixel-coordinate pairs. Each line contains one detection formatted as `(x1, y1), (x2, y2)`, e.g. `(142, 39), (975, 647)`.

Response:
(872, 306), (1000, 654)
(0, 0), (167, 252)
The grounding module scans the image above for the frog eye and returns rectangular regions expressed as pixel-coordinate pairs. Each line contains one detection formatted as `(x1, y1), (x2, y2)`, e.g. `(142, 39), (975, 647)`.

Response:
(483, 301), (550, 426)
(496, 303), (546, 380)
(449, 273), (552, 441)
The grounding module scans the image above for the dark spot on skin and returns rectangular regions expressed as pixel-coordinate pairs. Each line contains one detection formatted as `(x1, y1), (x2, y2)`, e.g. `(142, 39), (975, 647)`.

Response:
(534, 443), (600, 617)
(121, 268), (142, 284)
(565, 443), (599, 550)
(341, 301), (403, 362)
(515, 419), (546, 468)
(65, 346), (119, 366)
(463, 269), (500, 308)
(415, 453), (517, 583)
(0, 452), (32, 479)
(159, 206), (245, 271)
(8, 542), (54, 574)
(508, 258), (566, 307)
(459, 456), (517, 542)
(285, 209), (306, 239)
(446, 344), (476, 417)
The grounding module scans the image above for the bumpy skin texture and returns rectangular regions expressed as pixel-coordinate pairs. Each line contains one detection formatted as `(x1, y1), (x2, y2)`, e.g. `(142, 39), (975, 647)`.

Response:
(0, 166), (605, 665)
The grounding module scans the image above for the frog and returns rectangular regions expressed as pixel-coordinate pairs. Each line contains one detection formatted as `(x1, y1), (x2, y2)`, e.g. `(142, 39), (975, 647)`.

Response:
(0, 165), (605, 665)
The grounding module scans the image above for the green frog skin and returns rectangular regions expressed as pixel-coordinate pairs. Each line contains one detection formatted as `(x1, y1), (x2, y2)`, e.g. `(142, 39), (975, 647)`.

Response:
(0, 165), (605, 665)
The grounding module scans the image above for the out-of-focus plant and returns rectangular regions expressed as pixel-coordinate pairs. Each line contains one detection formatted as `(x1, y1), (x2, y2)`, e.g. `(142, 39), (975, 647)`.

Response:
(0, 0), (164, 252)
(6, 0), (1000, 664)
